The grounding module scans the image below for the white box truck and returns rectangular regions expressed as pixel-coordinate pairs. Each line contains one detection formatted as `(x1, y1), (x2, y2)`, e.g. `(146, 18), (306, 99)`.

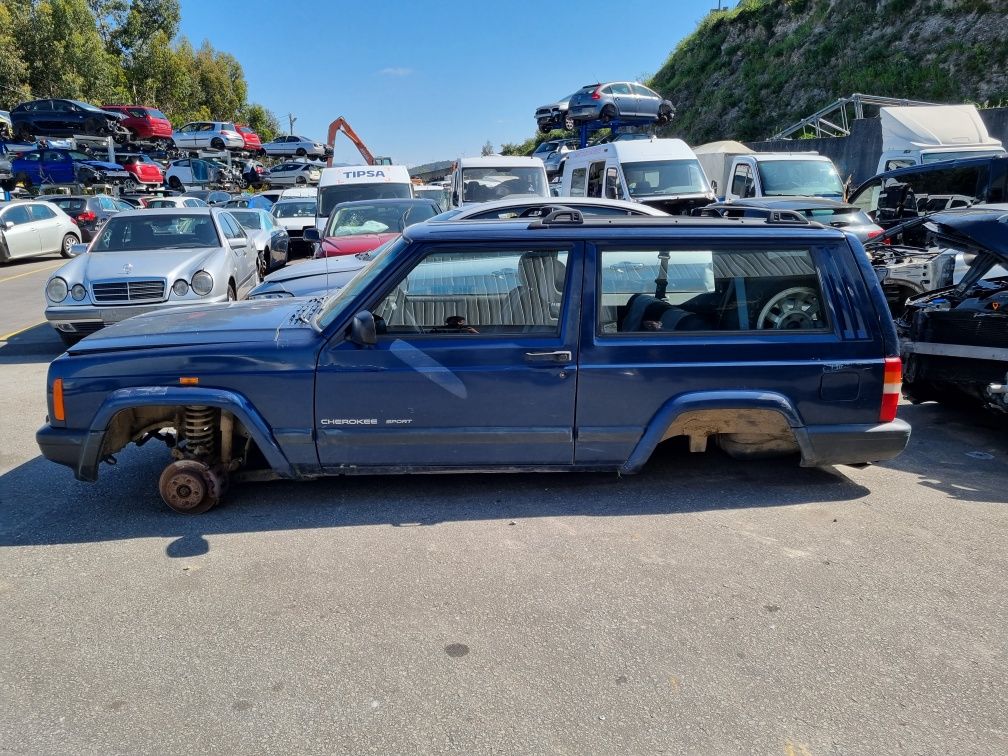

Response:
(877, 104), (1005, 174)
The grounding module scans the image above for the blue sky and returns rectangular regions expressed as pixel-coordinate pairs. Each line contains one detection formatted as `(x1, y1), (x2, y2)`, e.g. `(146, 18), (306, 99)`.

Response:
(178, 0), (716, 167)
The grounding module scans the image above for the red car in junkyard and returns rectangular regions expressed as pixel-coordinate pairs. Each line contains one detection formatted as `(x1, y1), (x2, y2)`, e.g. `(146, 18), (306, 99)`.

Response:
(235, 124), (264, 154)
(311, 198), (441, 258)
(101, 105), (173, 147)
(115, 153), (165, 188)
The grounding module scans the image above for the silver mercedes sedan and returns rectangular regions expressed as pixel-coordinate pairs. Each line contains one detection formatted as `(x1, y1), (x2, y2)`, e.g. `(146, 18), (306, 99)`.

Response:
(43, 207), (260, 345)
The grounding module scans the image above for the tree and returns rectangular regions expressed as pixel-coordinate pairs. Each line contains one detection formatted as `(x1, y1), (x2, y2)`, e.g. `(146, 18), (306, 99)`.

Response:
(242, 103), (281, 142)
(0, 1), (31, 104)
(480, 140), (495, 156)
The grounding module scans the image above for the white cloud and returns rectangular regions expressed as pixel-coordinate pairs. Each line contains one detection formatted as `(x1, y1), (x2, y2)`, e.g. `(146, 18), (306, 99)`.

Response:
(379, 67), (413, 77)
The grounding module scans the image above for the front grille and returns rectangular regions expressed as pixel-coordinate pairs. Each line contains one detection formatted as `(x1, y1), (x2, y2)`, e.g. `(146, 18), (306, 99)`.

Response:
(925, 312), (1008, 349)
(287, 228), (303, 238)
(92, 279), (166, 303)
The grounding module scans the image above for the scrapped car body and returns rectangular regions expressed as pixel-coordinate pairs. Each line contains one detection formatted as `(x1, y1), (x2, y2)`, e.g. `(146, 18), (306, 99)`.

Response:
(42, 207), (260, 344)
(430, 196), (668, 222)
(228, 208), (289, 276)
(702, 198), (883, 243)
(101, 105), (174, 148)
(449, 155), (550, 208)
(11, 149), (132, 188)
(10, 99), (130, 142)
(1, 200), (80, 262)
(41, 194), (131, 242)
(311, 198), (439, 258)
(567, 82), (673, 125)
(249, 252), (374, 300)
(898, 205), (1008, 409)
(37, 212), (909, 513)
(535, 94), (579, 133)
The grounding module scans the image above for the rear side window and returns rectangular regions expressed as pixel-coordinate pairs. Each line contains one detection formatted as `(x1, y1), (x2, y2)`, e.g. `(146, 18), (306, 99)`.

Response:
(569, 167), (587, 196)
(29, 204), (56, 221)
(587, 161), (605, 197)
(597, 247), (827, 334)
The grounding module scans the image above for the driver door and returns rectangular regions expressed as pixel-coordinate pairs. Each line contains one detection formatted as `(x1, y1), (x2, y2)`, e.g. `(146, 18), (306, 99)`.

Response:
(314, 243), (582, 469)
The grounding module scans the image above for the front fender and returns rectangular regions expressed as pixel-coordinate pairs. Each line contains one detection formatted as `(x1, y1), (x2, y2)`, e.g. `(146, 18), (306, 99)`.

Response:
(620, 391), (807, 474)
(77, 386), (294, 482)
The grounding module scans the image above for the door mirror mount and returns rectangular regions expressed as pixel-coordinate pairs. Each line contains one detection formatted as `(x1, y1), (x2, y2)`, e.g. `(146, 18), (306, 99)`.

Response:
(68, 243), (88, 257)
(3, 221), (13, 231)
(348, 310), (377, 347)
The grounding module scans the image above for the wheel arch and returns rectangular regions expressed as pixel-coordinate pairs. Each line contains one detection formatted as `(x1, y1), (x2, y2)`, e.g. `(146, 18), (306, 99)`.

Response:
(619, 391), (811, 474)
(76, 386), (294, 481)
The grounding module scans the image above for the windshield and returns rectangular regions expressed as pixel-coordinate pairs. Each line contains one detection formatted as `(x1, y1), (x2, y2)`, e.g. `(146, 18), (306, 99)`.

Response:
(316, 236), (408, 329)
(230, 210), (262, 230)
(460, 166), (548, 203)
(318, 183), (412, 218)
(922, 148), (1006, 164)
(324, 202), (435, 237)
(622, 159), (709, 198)
(273, 201), (316, 218)
(91, 214), (221, 251)
(756, 160), (844, 197)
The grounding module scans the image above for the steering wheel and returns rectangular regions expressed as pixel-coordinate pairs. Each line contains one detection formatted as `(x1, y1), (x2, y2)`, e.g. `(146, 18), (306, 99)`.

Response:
(756, 287), (822, 330)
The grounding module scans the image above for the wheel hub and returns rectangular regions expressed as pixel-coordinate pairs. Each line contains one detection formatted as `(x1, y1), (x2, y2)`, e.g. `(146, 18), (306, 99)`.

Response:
(158, 459), (223, 514)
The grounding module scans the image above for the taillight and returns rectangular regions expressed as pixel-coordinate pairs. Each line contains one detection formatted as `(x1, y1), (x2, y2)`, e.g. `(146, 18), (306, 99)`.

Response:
(880, 357), (902, 422)
(77, 211), (96, 222)
(591, 86), (602, 100)
(867, 229), (883, 240)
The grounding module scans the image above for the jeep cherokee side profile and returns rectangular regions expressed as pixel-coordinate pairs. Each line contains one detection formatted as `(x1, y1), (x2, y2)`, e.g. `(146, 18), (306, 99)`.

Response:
(37, 212), (910, 513)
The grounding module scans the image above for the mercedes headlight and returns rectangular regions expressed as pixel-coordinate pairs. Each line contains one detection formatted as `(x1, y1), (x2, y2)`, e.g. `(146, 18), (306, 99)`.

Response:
(191, 271), (214, 296)
(46, 277), (68, 303)
(70, 284), (86, 301)
(172, 279), (189, 296)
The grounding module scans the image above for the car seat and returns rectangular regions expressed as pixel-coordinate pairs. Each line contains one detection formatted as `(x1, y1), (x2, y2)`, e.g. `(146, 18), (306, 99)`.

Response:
(503, 254), (566, 327)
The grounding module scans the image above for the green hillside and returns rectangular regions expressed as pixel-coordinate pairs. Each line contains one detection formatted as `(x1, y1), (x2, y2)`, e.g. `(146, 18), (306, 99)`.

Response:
(651, 0), (1008, 144)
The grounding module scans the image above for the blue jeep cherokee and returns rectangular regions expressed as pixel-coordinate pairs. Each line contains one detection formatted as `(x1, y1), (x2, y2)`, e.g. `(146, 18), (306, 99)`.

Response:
(37, 211), (910, 513)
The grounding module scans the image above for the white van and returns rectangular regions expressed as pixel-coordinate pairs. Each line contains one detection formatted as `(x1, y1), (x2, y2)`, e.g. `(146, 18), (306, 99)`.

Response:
(559, 138), (714, 214)
(876, 105), (1005, 174)
(723, 153), (844, 202)
(316, 164), (413, 229)
(449, 156), (549, 208)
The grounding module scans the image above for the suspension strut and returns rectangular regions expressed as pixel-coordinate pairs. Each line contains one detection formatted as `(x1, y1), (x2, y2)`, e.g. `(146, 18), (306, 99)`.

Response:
(183, 406), (218, 458)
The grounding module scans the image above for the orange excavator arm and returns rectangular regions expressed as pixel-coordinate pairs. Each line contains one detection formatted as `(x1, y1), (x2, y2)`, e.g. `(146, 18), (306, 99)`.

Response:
(326, 117), (377, 167)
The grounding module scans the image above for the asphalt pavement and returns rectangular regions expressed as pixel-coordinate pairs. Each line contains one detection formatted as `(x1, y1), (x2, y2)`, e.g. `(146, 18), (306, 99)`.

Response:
(0, 257), (1006, 754)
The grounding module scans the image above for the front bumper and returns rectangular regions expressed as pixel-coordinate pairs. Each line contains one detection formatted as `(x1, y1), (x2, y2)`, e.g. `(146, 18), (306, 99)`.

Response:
(36, 425), (93, 480)
(45, 295), (229, 332)
(801, 420), (911, 467)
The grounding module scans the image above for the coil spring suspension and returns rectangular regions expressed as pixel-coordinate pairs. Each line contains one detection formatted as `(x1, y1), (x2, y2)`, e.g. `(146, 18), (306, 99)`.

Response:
(183, 406), (217, 458)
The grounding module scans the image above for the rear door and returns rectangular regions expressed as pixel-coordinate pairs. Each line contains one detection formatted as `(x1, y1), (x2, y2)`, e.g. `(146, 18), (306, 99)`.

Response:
(576, 235), (884, 465)
(314, 241), (583, 469)
(27, 202), (62, 253)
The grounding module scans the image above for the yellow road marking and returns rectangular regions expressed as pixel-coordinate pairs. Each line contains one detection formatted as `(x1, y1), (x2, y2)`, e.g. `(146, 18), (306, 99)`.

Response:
(0, 321), (45, 342)
(0, 261), (62, 285)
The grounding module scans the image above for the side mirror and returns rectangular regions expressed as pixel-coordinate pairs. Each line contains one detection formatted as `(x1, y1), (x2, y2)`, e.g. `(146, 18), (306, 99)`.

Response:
(303, 227), (321, 243)
(711, 179), (718, 194)
(3, 221), (13, 231)
(228, 236), (246, 248)
(348, 310), (377, 347)
(68, 243), (88, 257)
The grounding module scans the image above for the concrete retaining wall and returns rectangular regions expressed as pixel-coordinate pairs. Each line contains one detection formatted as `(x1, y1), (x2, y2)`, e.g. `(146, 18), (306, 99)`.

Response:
(747, 107), (1008, 186)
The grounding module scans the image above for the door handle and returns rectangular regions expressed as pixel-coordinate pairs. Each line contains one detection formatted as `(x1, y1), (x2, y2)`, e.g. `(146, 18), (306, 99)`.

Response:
(524, 350), (572, 364)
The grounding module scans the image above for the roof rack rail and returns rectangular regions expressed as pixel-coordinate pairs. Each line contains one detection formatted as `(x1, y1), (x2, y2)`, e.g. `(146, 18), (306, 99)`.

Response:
(694, 205), (810, 225)
(528, 207), (583, 228)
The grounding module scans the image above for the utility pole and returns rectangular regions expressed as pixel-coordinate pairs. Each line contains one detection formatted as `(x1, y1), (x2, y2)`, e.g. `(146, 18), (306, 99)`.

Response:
(287, 113), (297, 135)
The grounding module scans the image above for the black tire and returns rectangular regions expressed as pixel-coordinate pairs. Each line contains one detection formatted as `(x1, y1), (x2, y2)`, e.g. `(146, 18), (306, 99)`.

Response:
(657, 105), (674, 125)
(211, 137), (225, 150)
(295, 175), (307, 185)
(16, 124), (33, 142)
(83, 118), (99, 136)
(538, 121), (551, 134)
(58, 331), (84, 347)
(228, 283), (237, 301)
(295, 147), (307, 157)
(60, 233), (79, 258)
(125, 176), (140, 191)
(600, 105), (617, 123)
(258, 250), (268, 279)
(168, 176), (183, 191)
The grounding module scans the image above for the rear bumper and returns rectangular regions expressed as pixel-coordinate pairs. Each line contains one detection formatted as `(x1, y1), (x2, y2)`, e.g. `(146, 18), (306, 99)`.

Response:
(800, 419), (911, 466)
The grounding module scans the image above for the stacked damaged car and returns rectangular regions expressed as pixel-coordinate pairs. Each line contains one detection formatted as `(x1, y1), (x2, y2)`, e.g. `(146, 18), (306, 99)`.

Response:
(890, 205), (1008, 411)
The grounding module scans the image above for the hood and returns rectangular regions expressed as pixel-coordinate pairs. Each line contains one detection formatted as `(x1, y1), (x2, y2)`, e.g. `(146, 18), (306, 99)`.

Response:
(264, 255), (367, 284)
(67, 298), (322, 355)
(924, 205), (1008, 261)
(76, 247), (222, 281)
(81, 159), (125, 171)
(639, 194), (716, 216)
(253, 257), (368, 299)
(321, 232), (398, 257)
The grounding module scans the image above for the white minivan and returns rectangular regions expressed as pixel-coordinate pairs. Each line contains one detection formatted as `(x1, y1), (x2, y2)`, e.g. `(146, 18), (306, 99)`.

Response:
(316, 164), (413, 230)
(449, 156), (549, 208)
(559, 138), (714, 214)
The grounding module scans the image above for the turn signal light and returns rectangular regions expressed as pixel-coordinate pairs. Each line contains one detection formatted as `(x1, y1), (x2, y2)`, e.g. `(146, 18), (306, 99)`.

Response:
(880, 357), (902, 422)
(52, 378), (65, 422)
(179, 377), (199, 386)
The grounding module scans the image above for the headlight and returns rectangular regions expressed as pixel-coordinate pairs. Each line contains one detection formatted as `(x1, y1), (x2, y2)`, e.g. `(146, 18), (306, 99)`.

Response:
(191, 271), (214, 296)
(172, 279), (189, 296)
(46, 277), (68, 303)
(70, 284), (86, 301)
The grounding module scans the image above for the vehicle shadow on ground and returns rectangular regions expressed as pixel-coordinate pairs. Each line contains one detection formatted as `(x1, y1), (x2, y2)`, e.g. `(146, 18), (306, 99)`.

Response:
(0, 440), (869, 556)
(0, 323), (64, 365)
(877, 400), (1008, 504)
